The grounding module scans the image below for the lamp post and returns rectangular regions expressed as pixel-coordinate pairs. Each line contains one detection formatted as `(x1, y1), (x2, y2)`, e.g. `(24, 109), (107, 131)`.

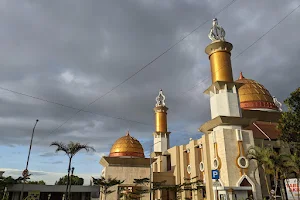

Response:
(20, 119), (39, 200)
(149, 141), (161, 200)
(68, 167), (75, 200)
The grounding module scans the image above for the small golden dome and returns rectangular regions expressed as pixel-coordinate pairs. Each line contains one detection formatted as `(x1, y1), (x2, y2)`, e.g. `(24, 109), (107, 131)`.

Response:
(236, 72), (278, 111)
(109, 131), (145, 158)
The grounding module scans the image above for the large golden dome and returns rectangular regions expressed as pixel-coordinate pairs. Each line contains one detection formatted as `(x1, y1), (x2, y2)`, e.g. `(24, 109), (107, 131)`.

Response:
(236, 72), (278, 111)
(109, 131), (145, 158)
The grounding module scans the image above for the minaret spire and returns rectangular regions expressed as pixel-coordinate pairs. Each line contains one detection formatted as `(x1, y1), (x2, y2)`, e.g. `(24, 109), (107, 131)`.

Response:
(155, 89), (166, 107)
(239, 72), (245, 80)
(153, 89), (170, 153)
(206, 19), (233, 83)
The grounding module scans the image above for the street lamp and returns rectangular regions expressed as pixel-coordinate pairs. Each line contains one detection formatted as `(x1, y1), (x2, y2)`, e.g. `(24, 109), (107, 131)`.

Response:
(149, 141), (161, 200)
(20, 119), (39, 200)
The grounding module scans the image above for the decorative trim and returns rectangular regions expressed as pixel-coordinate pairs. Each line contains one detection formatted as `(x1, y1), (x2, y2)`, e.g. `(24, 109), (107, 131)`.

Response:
(187, 165), (192, 174)
(199, 162), (205, 172)
(109, 152), (145, 158)
(237, 156), (249, 169)
(236, 174), (255, 190)
(199, 144), (205, 180)
(240, 101), (278, 110)
(214, 142), (222, 170)
(235, 129), (243, 141)
(212, 131), (217, 144)
(236, 139), (249, 175)
(213, 158), (219, 170)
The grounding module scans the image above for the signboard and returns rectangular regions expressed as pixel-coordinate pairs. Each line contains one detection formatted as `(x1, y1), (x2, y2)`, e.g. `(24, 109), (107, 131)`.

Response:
(285, 179), (300, 200)
(212, 169), (219, 179)
(24, 191), (40, 200)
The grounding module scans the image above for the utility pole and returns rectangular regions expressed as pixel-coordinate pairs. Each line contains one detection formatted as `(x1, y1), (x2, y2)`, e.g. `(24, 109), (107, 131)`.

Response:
(20, 119), (39, 200)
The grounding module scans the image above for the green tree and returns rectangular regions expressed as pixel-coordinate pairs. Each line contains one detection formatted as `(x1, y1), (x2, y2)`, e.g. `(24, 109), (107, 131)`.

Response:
(284, 152), (300, 200)
(92, 177), (124, 200)
(278, 87), (300, 145)
(277, 88), (300, 199)
(50, 141), (95, 200)
(55, 175), (84, 185)
(247, 146), (292, 200)
(269, 151), (290, 199)
(27, 180), (46, 185)
(0, 176), (23, 199)
(131, 178), (150, 199)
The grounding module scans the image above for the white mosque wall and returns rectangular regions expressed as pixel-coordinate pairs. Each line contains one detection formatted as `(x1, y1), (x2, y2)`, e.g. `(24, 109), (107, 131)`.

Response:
(206, 127), (263, 200)
(154, 132), (168, 152)
(210, 89), (241, 119)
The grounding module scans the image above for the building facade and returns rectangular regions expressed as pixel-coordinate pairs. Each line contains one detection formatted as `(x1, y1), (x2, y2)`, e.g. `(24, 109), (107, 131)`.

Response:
(100, 132), (150, 200)
(6, 184), (99, 200)
(99, 19), (285, 200)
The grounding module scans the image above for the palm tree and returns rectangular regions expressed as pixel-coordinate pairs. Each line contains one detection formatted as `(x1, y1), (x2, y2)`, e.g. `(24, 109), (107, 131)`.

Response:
(247, 145), (274, 198)
(92, 177), (124, 200)
(50, 141), (95, 200)
(247, 145), (294, 200)
(269, 151), (290, 199)
(132, 178), (150, 198)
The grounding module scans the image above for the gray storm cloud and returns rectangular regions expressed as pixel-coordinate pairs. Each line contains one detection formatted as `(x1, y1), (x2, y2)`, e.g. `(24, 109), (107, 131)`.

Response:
(0, 0), (299, 154)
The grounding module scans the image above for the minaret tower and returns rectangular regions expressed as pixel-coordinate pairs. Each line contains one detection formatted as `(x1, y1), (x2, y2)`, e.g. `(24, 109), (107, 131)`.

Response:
(153, 89), (170, 153)
(205, 18), (241, 118)
(200, 19), (261, 200)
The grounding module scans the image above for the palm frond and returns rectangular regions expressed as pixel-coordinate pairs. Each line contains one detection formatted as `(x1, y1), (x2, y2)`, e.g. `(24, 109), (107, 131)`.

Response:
(50, 141), (69, 154)
(69, 142), (95, 157)
(50, 141), (95, 158)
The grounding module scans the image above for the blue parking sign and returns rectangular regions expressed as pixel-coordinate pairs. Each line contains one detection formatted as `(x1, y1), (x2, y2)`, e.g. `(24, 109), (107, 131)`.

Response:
(212, 169), (219, 179)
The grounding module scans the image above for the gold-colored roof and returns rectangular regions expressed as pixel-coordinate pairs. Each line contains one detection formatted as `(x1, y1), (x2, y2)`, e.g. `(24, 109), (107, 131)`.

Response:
(109, 131), (145, 158)
(235, 72), (278, 111)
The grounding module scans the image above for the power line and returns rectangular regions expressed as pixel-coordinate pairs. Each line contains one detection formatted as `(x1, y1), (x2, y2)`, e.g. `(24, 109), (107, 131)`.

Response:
(0, 86), (152, 126)
(47, 0), (238, 136)
(184, 2), (300, 94)
(0, 86), (154, 126)
(0, 86), (193, 139)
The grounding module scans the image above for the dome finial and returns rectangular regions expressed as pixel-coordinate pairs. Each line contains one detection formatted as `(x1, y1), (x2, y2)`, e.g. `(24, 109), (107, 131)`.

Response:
(126, 131), (130, 136)
(239, 72), (245, 80)
(208, 18), (226, 42)
(155, 89), (166, 107)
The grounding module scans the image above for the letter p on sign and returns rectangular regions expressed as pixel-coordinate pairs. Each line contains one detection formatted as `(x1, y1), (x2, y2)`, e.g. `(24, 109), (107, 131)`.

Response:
(212, 169), (219, 179)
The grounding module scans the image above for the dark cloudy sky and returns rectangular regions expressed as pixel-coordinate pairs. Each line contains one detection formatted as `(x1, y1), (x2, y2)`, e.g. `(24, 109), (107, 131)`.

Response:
(0, 0), (299, 184)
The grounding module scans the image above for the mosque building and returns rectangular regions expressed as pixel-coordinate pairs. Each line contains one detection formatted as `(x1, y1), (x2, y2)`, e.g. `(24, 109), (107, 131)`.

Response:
(99, 19), (284, 200)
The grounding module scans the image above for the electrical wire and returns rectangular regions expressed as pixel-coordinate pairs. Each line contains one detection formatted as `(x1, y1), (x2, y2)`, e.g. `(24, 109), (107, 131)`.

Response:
(45, 0), (238, 137)
(184, 2), (300, 94)
(0, 86), (193, 139)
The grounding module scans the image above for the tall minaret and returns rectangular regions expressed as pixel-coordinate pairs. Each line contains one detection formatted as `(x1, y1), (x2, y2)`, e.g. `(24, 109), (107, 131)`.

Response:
(205, 18), (241, 119)
(153, 89), (170, 153)
(200, 19), (261, 200)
